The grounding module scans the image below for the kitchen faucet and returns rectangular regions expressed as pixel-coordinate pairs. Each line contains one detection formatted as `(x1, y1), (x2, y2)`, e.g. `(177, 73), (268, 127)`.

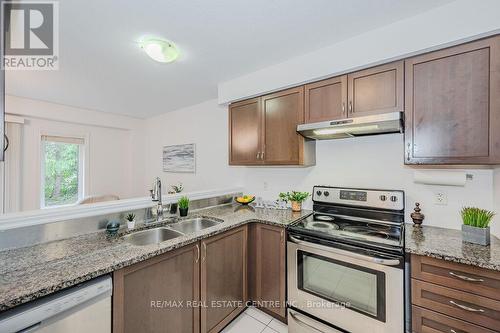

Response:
(151, 177), (164, 221)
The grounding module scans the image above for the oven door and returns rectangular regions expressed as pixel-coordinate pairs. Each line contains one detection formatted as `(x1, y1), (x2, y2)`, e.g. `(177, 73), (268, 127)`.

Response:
(287, 234), (403, 333)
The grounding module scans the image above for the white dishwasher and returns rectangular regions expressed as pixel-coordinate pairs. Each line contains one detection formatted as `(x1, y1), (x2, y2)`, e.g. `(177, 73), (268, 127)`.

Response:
(0, 275), (112, 333)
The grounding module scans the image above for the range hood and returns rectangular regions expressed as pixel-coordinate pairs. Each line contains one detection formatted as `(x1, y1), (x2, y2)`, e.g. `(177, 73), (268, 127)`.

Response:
(297, 112), (403, 140)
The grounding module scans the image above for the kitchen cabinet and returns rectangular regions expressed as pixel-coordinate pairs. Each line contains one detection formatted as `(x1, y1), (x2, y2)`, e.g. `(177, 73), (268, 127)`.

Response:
(405, 35), (500, 165)
(248, 223), (286, 321)
(347, 61), (403, 117)
(200, 226), (248, 333)
(229, 87), (315, 166)
(228, 98), (262, 165)
(113, 243), (200, 333)
(411, 254), (500, 332)
(304, 75), (347, 123)
(303, 62), (403, 124)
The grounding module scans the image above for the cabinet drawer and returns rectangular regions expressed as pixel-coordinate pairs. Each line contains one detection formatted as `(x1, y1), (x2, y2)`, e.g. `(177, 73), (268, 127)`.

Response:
(412, 306), (496, 333)
(412, 279), (500, 331)
(411, 255), (500, 301)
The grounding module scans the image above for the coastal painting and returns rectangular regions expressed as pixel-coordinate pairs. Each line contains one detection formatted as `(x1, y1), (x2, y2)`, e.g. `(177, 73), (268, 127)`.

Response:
(162, 144), (196, 173)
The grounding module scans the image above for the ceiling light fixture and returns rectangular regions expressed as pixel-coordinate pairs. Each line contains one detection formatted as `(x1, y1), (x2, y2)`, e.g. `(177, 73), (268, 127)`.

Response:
(139, 37), (179, 63)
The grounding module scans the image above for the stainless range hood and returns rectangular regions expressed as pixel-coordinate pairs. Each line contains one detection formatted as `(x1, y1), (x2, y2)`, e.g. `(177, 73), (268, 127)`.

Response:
(297, 112), (403, 140)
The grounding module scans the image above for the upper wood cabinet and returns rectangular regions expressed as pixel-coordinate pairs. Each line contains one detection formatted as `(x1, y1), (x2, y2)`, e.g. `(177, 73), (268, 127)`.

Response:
(229, 98), (262, 165)
(303, 61), (403, 124)
(201, 226), (248, 333)
(229, 87), (315, 166)
(304, 76), (347, 123)
(405, 35), (500, 165)
(347, 61), (404, 117)
(248, 223), (286, 321)
(113, 244), (200, 333)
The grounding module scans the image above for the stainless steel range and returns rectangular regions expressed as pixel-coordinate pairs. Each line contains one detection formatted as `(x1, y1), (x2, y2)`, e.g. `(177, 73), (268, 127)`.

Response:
(287, 186), (405, 333)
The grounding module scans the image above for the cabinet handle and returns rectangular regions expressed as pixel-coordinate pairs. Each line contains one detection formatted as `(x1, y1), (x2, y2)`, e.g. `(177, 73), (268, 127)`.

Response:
(348, 101), (353, 113)
(406, 143), (411, 161)
(256, 152), (260, 159)
(3, 134), (9, 153)
(201, 242), (207, 262)
(342, 102), (346, 116)
(449, 271), (484, 283)
(450, 330), (458, 333)
(195, 244), (200, 263)
(261, 151), (264, 160)
(281, 229), (284, 243)
(449, 300), (484, 313)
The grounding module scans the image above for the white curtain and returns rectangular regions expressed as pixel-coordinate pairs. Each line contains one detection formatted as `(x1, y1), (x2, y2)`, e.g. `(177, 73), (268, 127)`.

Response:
(1, 119), (23, 213)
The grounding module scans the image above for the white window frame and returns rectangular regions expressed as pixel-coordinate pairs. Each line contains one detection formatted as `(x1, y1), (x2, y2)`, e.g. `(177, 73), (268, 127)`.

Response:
(39, 132), (89, 209)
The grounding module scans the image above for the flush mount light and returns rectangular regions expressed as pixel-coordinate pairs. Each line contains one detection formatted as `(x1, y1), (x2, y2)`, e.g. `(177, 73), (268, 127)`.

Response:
(139, 37), (179, 63)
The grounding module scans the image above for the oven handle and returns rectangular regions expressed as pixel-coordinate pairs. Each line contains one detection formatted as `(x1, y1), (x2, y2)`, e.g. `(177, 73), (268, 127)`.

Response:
(289, 310), (329, 333)
(289, 235), (401, 266)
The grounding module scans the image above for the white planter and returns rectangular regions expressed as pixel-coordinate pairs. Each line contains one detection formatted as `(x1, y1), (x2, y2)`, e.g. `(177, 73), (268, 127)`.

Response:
(127, 220), (136, 230)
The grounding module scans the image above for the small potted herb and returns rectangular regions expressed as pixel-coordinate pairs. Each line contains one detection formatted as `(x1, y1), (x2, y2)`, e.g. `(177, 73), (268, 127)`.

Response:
(178, 196), (190, 217)
(461, 207), (495, 246)
(279, 191), (310, 212)
(125, 213), (136, 230)
(168, 183), (184, 214)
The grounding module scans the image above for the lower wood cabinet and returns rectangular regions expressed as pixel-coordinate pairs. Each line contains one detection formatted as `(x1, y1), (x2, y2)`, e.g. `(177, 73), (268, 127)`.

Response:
(113, 243), (200, 333)
(113, 226), (248, 333)
(200, 226), (248, 333)
(411, 254), (500, 332)
(248, 223), (286, 321)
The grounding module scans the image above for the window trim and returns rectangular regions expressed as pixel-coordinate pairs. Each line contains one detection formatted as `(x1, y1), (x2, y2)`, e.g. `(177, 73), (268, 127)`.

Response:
(39, 131), (90, 209)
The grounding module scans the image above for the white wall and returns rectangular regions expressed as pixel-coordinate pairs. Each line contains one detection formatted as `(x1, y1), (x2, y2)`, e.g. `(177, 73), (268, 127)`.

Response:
(218, 0), (500, 103)
(142, 99), (244, 194)
(493, 169), (500, 237)
(5, 95), (146, 211)
(142, 99), (496, 233)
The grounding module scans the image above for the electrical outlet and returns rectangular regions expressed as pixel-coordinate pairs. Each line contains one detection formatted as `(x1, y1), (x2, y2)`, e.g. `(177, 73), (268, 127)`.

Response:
(434, 192), (448, 205)
(263, 182), (268, 190)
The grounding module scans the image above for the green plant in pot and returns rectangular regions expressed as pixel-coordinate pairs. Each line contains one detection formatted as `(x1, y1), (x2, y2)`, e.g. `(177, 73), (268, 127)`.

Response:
(125, 213), (136, 230)
(168, 183), (184, 214)
(178, 196), (190, 217)
(461, 207), (495, 246)
(279, 191), (309, 212)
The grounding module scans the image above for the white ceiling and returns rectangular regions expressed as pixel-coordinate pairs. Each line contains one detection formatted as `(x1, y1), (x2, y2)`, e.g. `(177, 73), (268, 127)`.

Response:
(6, 0), (454, 118)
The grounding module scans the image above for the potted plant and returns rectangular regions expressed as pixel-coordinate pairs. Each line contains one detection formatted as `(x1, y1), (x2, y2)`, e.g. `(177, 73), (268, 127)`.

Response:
(125, 213), (136, 230)
(279, 191), (309, 212)
(461, 207), (495, 246)
(178, 196), (190, 217)
(168, 183), (184, 214)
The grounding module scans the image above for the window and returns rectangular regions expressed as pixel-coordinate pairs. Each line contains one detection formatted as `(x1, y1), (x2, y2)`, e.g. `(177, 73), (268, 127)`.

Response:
(41, 135), (85, 208)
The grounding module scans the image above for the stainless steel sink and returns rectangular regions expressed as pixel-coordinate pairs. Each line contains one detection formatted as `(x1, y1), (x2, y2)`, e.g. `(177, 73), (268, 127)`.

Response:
(122, 227), (184, 246)
(168, 217), (221, 234)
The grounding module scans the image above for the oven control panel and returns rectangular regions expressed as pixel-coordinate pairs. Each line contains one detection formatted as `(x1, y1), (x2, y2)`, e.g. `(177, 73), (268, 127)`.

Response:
(313, 186), (404, 211)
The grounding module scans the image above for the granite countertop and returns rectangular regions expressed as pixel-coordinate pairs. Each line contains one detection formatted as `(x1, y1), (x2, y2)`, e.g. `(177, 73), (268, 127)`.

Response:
(0, 204), (311, 312)
(405, 224), (500, 271)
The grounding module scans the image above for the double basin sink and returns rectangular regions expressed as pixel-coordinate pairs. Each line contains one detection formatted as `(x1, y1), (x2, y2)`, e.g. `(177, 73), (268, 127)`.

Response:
(122, 217), (221, 246)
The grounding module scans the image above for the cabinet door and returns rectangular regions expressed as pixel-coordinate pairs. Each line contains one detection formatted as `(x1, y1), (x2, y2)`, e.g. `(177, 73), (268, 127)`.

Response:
(229, 97), (262, 165)
(405, 36), (500, 164)
(252, 224), (286, 320)
(347, 61), (403, 117)
(262, 87), (305, 165)
(113, 244), (200, 333)
(305, 75), (347, 123)
(201, 226), (248, 333)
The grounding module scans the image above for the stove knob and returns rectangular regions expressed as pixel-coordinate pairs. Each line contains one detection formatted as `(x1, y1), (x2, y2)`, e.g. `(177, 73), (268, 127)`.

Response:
(379, 195), (387, 201)
(390, 196), (398, 202)
(316, 190), (322, 196)
(323, 191), (330, 197)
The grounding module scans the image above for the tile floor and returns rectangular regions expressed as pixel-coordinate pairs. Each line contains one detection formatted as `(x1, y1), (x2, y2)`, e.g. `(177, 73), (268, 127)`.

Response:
(221, 306), (288, 333)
